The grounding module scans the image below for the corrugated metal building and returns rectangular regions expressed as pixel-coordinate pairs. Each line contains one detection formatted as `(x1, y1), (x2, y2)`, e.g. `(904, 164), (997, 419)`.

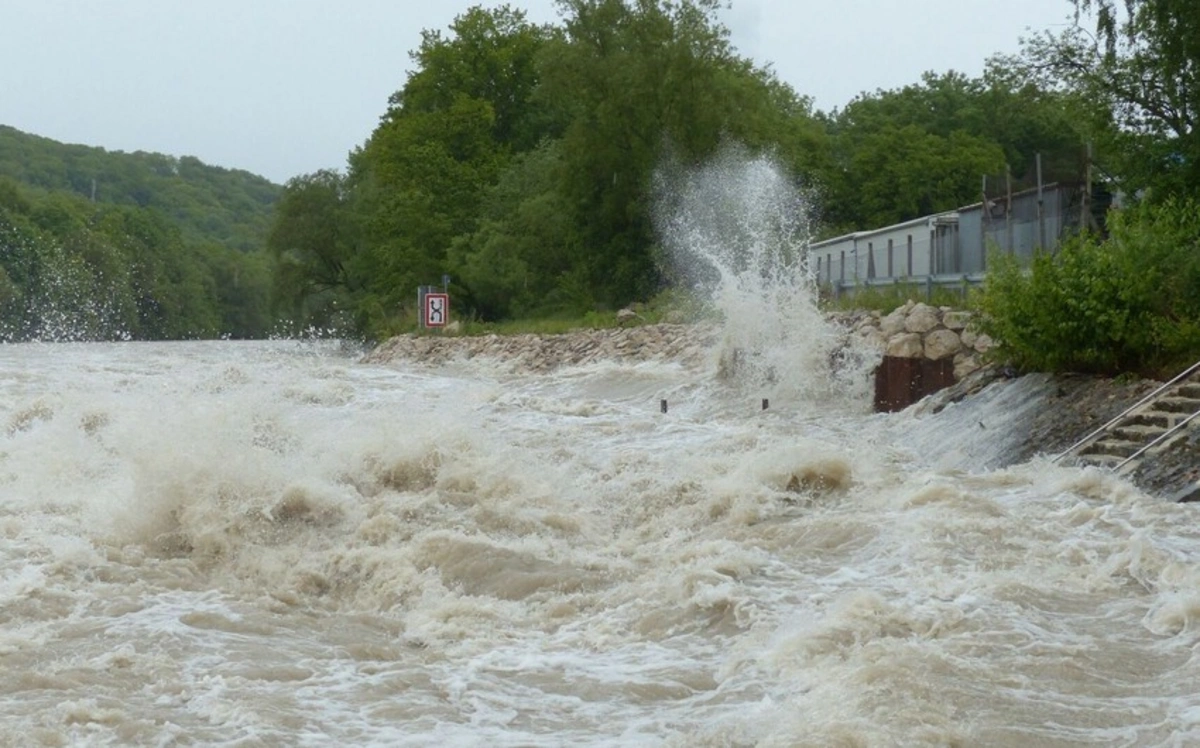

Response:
(810, 183), (1083, 292)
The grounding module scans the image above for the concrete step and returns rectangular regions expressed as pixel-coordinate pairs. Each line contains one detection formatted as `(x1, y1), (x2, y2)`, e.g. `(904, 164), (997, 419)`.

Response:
(1169, 482), (1200, 502)
(1081, 438), (1146, 459)
(1139, 430), (1189, 455)
(1111, 423), (1168, 443)
(1153, 396), (1200, 414)
(1059, 369), (1200, 470)
(1129, 410), (1186, 429)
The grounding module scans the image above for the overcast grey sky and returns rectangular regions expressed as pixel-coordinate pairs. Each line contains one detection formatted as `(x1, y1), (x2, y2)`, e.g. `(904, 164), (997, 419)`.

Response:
(1, 0), (1077, 184)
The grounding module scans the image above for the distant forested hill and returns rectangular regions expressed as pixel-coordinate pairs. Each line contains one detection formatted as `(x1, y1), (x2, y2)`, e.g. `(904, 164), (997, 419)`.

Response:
(0, 125), (280, 251)
(0, 126), (281, 340)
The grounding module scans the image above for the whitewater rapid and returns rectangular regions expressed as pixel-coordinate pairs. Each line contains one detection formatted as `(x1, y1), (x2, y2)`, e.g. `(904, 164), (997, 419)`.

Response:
(2, 339), (1199, 746)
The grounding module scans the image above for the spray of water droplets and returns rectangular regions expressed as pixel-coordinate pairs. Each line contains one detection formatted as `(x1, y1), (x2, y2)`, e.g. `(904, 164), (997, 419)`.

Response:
(653, 144), (877, 407)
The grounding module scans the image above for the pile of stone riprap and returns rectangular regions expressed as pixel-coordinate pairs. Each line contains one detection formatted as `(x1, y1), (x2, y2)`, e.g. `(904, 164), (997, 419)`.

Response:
(830, 301), (994, 380)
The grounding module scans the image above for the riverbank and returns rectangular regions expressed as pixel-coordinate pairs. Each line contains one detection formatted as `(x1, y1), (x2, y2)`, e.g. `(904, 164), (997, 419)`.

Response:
(363, 320), (1199, 501)
(912, 367), (1198, 499)
(361, 322), (722, 372)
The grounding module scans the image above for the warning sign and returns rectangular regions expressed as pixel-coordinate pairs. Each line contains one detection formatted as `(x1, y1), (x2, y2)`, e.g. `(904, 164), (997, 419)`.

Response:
(423, 293), (449, 327)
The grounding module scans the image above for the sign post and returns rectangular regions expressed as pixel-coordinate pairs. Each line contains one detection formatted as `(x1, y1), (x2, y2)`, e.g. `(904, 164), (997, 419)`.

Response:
(422, 290), (449, 328)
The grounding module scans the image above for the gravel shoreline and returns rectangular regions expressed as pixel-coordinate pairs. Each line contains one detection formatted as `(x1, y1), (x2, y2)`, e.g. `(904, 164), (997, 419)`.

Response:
(364, 322), (1199, 501)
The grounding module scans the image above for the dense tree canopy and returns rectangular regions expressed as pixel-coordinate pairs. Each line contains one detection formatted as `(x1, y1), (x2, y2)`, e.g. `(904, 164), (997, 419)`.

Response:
(0, 175), (271, 340)
(1020, 0), (1199, 197)
(258, 0), (1181, 339)
(6, 0), (1193, 369)
(281, 0), (985, 336)
(972, 0), (1200, 376)
(0, 126), (278, 340)
(0, 126), (280, 251)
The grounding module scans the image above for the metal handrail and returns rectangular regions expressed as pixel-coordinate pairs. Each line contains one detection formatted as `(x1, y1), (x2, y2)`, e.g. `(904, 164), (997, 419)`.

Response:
(1113, 406), (1200, 472)
(1051, 358), (1200, 463)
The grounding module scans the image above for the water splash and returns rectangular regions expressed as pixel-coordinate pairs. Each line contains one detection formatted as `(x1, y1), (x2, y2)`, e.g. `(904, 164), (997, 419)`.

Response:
(0, 222), (135, 343)
(653, 144), (876, 406)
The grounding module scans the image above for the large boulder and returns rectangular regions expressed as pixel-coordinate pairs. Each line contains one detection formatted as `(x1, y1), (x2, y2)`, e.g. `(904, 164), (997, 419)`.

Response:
(954, 351), (981, 380)
(973, 333), (995, 354)
(880, 308), (908, 337)
(904, 303), (941, 334)
(924, 329), (964, 360)
(886, 332), (924, 358)
(942, 311), (972, 331)
(858, 328), (887, 352)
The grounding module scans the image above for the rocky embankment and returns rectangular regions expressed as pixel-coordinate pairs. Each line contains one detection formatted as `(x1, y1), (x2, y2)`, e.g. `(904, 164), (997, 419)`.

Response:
(361, 322), (722, 372)
(364, 310), (1199, 501)
(363, 302), (991, 376)
(913, 369), (1200, 501)
(829, 301), (994, 380)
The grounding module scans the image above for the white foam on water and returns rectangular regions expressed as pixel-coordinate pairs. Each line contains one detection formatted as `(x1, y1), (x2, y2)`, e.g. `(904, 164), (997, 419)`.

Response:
(3, 154), (1200, 745)
(2, 338), (1199, 746)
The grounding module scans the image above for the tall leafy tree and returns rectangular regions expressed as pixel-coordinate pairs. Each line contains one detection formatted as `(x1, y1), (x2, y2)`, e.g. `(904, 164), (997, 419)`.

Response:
(1021, 0), (1199, 196)
(398, 5), (558, 151)
(447, 139), (582, 319)
(268, 169), (357, 329)
(821, 71), (1083, 231)
(539, 0), (815, 308)
(344, 5), (553, 334)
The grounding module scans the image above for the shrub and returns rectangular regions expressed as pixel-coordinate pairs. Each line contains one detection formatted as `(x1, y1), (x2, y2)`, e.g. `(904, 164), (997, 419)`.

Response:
(974, 197), (1200, 376)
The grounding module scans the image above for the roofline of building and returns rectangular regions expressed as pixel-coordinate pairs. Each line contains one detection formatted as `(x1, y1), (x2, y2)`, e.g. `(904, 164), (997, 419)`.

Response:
(809, 181), (1079, 250)
(810, 211), (956, 248)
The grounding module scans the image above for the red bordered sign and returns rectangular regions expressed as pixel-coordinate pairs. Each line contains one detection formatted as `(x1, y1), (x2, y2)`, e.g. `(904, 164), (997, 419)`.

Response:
(423, 293), (449, 327)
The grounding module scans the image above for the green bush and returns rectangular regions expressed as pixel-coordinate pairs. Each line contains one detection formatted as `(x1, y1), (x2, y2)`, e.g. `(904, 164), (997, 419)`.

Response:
(974, 197), (1200, 376)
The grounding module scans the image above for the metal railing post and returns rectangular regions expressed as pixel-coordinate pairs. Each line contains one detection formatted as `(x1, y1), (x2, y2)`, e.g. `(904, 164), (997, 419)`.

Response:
(1052, 359), (1200, 463)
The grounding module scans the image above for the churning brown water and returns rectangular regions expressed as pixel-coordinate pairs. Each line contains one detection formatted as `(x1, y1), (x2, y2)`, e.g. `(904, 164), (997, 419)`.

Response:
(2, 337), (1199, 747)
(5, 152), (1200, 746)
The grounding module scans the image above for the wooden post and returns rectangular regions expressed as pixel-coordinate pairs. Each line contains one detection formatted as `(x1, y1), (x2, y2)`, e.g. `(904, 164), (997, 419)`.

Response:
(1006, 164), (1013, 254)
(1083, 142), (1094, 231)
(1036, 152), (1045, 252)
(980, 175), (989, 264)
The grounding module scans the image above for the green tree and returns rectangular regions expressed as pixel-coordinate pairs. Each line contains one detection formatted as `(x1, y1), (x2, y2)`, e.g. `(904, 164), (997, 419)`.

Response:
(821, 71), (1082, 232)
(447, 139), (582, 318)
(841, 125), (1006, 228)
(351, 95), (505, 333)
(341, 5), (554, 334)
(398, 5), (557, 151)
(1021, 0), (1199, 196)
(540, 0), (815, 308)
(268, 169), (357, 329)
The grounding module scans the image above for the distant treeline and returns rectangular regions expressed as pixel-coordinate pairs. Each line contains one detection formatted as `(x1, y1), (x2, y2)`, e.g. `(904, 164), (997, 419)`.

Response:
(4, 0), (1195, 353)
(0, 125), (279, 340)
(266, 0), (1118, 339)
(0, 125), (279, 252)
